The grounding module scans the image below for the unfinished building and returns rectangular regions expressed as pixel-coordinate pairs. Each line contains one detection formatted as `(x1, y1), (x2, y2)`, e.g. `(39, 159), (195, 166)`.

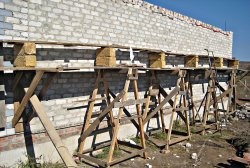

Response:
(0, 0), (238, 167)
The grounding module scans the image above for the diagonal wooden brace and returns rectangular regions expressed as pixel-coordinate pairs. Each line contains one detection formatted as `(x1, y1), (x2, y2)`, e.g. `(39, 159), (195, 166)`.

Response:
(143, 86), (180, 125)
(26, 89), (77, 168)
(79, 90), (125, 142)
(12, 71), (44, 127)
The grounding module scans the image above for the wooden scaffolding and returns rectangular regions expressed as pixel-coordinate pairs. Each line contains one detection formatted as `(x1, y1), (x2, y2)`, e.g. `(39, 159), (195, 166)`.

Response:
(77, 67), (147, 167)
(0, 40), (240, 167)
(142, 70), (191, 151)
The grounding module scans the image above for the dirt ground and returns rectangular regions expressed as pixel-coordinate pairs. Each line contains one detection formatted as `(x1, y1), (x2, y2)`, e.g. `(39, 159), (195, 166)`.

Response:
(79, 118), (250, 168)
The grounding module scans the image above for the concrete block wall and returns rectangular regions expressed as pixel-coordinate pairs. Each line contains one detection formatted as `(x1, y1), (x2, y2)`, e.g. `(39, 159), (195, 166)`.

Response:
(0, 0), (232, 58)
(0, 0), (233, 165)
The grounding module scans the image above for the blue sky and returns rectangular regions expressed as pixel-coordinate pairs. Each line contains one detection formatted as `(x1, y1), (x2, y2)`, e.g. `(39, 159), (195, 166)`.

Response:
(146, 0), (250, 61)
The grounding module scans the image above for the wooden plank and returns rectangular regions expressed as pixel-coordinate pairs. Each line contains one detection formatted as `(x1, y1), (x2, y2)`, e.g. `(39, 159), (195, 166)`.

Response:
(169, 135), (190, 145)
(78, 154), (106, 167)
(12, 71), (44, 127)
(107, 68), (132, 163)
(149, 89), (159, 96)
(14, 102), (24, 133)
(143, 86), (180, 124)
(79, 70), (101, 154)
(79, 90), (125, 142)
(28, 90), (77, 168)
(0, 71), (5, 128)
(175, 107), (189, 111)
(0, 100), (5, 128)
(114, 98), (147, 108)
(109, 90), (140, 130)
(0, 42), (3, 67)
(210, 88), (233, 106)
(109, 150), (143, 166)
(159, 86), (174, 107)
(81, 141), (111, 154)
(132, 79), (147, 158)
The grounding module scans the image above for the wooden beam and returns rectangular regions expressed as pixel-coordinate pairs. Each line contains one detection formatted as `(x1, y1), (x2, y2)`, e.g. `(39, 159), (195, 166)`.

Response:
(28, 91), (77, 167)
(79, 90), (125, 142)
(12, 71), (44, 127)
(210, 88), (233, 106)
(0, 82), (5, 128)
(159, 86), (174, 107)
(143, 86), (180, 124)
(114, 98), (147, 108)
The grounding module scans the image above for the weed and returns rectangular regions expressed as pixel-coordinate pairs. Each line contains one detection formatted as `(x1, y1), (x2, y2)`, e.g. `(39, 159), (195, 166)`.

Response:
(95, 146), (121, 159)
(152, 132), (167, 140)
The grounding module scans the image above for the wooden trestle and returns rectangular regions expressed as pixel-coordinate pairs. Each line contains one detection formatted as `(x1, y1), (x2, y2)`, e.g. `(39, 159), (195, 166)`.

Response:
(1, 41), (240, 168)
(77, 67), (147, 167)
(7, 66), (238, 167)
(142, 70), (191, 150)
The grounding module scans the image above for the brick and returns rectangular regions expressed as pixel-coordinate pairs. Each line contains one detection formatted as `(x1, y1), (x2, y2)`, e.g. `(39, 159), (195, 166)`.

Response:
(30, 0), (42, 4)
(0, 22), (12, 29)
(5, 17), (19, 24)
(13, 55), (36, 67)
(13, 24), (28, 31)
(0, 9), (12, 17)
(4, 4), (20, 12)
(149, 52), (166, 68)
(14, 42), (36, 56)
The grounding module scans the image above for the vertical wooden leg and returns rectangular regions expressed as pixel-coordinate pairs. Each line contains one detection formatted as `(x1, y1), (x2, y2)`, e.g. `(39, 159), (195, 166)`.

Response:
(107, 68), (132, 163)
(103, 74), (118, 148)
(133, 79), (147, 158)
(166, 94), (178, 150)
(79, 70), (101, 154)
(158, 93), (166, 131)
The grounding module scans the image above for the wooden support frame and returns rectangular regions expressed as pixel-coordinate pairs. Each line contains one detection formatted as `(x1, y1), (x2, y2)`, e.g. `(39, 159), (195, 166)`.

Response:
(12, 70), (77, 167)
(197, 70), (220, 134)
(143, 70), (191, 151)
(77, 68), (147, 167)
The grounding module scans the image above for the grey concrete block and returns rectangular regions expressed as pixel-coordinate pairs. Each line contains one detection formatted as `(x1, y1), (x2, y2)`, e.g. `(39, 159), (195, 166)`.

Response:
(0, 9), (12, 17)
(0, 21), (12, 29)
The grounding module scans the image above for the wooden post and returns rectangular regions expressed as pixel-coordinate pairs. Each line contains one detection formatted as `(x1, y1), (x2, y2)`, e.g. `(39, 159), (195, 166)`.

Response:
(0, 42), (5, 128)
(12, 71), (44, 127)
(107, 68), (132, 162)
(78, 70), (101, 153)
(27, 90), (77, 168)
(133, 72), (147, 158)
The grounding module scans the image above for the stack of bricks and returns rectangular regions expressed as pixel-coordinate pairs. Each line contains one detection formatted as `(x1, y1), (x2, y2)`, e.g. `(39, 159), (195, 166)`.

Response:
(13, 42), (36, 67)
(148, 52), (166, 68)
(184, 55), (199, 68)
(95, 47), (116, 67)
(228, 60), (239, 69)
(212, 57), (223, 68)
